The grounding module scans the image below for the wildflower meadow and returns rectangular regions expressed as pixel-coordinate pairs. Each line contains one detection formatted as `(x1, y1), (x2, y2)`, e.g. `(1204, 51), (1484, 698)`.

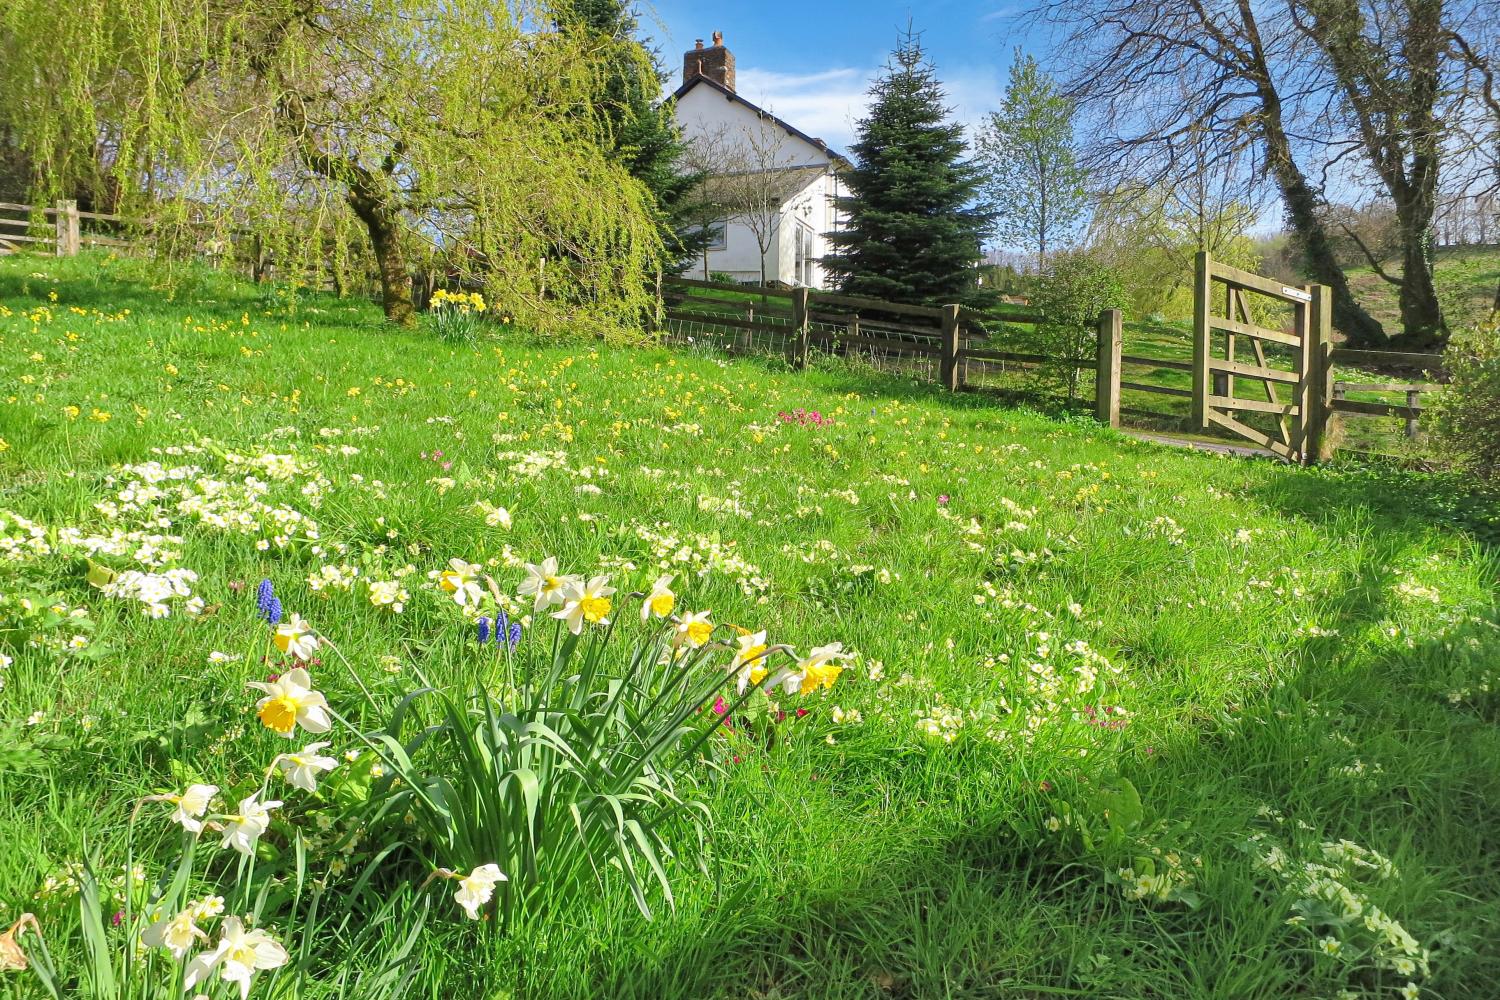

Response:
(1, 254), (1498, 999)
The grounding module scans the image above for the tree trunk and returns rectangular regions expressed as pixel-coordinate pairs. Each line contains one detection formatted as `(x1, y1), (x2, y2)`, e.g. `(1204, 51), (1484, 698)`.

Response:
(347, 185), (414, 326)
(1237, 1), (1388, 346)
(1394, 221), (1444, 348)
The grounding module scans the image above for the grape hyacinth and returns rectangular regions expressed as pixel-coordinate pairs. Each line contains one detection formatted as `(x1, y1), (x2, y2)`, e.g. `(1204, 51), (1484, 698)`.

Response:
(255, 578), (282, 626)
(476, 612), (521, 650)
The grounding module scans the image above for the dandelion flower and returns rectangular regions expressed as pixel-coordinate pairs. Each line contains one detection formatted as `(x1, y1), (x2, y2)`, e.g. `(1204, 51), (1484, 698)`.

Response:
(553, 575), (614, 635)
(453, 863), (508, 920)
(641, 574), (676, 622)
(248, 667), (331, 737)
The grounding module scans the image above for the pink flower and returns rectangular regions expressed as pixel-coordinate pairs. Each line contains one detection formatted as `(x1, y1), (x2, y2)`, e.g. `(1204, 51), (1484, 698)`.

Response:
(937, 495), (950, 506)
(712, 696), (728, 716)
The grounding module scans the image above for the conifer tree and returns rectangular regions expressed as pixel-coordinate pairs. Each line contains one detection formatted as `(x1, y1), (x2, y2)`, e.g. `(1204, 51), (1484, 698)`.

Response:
(823, 29), (993, 307)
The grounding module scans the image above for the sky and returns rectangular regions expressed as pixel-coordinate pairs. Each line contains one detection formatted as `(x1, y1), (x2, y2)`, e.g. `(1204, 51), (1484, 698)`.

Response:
(641, 1), (1046, 156)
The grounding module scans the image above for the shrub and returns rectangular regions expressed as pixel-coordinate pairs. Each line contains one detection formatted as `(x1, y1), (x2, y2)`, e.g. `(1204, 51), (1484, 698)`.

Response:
(1425, 318), (1500, 480)
(1028, 252), (1126, 402)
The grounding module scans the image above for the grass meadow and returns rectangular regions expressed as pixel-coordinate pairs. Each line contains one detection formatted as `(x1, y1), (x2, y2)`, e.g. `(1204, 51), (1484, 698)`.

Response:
(2, 253), (1499, 999)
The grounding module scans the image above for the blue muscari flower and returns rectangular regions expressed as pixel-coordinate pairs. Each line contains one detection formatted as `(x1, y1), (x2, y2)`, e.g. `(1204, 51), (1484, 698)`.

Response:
(477, 617), (491, 644)
(256, 579), (282, 625)
(507, 621), (522, 649)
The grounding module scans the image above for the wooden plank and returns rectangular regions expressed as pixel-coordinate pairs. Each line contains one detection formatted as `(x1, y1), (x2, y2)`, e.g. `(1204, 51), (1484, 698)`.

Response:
(1121, 381), (1193, 399)
(1207, 358), (1300, 385)
(1236, 288), (1292, 447)
(818, 315), (942, 338)
(1330, 348), (1444, 369)
(1192, 251), (1212, 428)
(0, 202), (38, 212)
(76, 210), (129, 222)
(1208, 394), (1298, 416)
(1329, 398), (1423, 419)
(964, 347), (1093, 368)
(664, 310), (791, 335)
(0, 233), (55, 245)
(1206, 409), (1297, 461)
(1332, 381), (1440, 394)
(1208, 313), (1302, 347)
(811, 291), (946, 320)
(1211, 259), (1313, 302)
(80, 235), (134, 247)
(1120, 354), (1195, 373)
(1096, 308), (1123, 427)
(670, 292), (783, 311)
(0, 218), (38, 230)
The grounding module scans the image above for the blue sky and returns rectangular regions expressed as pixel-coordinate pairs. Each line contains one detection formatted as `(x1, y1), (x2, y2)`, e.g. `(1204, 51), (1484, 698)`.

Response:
(642, 1), (1041, 155)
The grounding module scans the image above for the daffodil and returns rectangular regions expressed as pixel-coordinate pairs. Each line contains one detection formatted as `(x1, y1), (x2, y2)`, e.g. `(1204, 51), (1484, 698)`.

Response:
(219, 794), (281, 856)
(730, 630), (770, 694)
(167, 783), (218, 833)
(248, 667), (331, 738)
(519, 557), (578, 612)
(437, 558), (484, 606)
(453, 863), (508, 920)
(272, 613), (319, 660)
(183, 916), (289, 1000)
(141, 907), (206, 959)
(792, 642), (848, 695)
(641, 574), (676, 621)
(553, 575), (615, 634)
(275, 742), (338, 792)
(673, 610), (714, 649)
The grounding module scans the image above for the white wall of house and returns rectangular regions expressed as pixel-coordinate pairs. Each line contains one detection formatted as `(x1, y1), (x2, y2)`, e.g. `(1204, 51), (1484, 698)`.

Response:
(674, 81), (847, 288)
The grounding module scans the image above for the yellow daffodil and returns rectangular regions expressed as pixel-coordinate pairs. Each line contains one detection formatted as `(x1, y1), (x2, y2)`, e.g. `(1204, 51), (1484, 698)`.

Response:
(519, 557), (578, 612)
(641, 574), (676, 622)
(673, 610), (714, 649)
(452, 863), (508, 920)
(272, 613), (319, 660)
(183, 916), (289, 1000)
(730, 630), (770, 694)
(554, 575), (615, 634)
(785, 642), (849, 696)
(248, 667), (331, 738)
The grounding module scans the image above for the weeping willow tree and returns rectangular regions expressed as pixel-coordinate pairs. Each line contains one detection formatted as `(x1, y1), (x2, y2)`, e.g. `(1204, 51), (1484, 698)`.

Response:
(0, 0), (663, 329)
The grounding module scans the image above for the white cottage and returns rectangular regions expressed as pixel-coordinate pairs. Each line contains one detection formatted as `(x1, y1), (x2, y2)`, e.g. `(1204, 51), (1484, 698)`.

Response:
(673, 31), (849, 289)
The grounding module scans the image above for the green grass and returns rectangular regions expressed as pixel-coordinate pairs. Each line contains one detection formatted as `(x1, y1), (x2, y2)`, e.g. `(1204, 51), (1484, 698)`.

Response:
(3, 252), (1500, 999)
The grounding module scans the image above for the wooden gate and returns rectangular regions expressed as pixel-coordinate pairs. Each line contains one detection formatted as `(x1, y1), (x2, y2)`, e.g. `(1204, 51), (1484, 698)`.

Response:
(1191, 251), (1331, 464)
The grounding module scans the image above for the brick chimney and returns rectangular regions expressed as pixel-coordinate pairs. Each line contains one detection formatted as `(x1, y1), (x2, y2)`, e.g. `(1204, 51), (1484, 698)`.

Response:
(683, 30), (735, 92)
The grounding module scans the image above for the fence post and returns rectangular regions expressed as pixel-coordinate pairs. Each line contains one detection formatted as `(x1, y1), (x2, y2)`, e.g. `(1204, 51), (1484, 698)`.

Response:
(940, 304), (962, 392)
(1405, 389), (1420, 439)
(1191, 250), (1212, 429)
(54, 200), (80, 257)
(1302, 283), (1333, 463)
(789, 286), (810, 370)
(1095, 308), (1122, 428)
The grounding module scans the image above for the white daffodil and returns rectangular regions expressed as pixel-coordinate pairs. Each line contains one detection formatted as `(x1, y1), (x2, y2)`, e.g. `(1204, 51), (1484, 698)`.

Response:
(275, 742), (338, 792)
(219, 794), (281, 856)
(453, 863), (508, 920)
(640, 574), (676, 622)
(730, 631), (770, 694)
(672, 610), (714, 649)
(248, 667), (331, 738)
(436, 558), (484, 606)
(183, 916), (288, 1000)
(167, 783), (219, 833)
(141, 907), (206, 959)
(518, 557), (578, 612)
(272, 613), (319, 661)
(553, 575), (615, 635)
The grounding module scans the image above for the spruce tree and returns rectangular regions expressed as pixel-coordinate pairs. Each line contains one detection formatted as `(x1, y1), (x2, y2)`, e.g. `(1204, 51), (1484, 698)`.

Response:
(555, 0), (707, 272)
(823, 30), (993, 307)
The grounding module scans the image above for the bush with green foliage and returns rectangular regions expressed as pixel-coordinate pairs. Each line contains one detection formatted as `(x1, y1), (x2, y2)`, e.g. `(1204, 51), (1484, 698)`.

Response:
(1426, 319), (1500, 480)
(1027, 252), (1126, 402)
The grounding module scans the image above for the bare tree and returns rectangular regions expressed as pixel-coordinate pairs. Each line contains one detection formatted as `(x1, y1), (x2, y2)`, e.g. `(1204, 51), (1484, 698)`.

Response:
(683, 117), (797, 287)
